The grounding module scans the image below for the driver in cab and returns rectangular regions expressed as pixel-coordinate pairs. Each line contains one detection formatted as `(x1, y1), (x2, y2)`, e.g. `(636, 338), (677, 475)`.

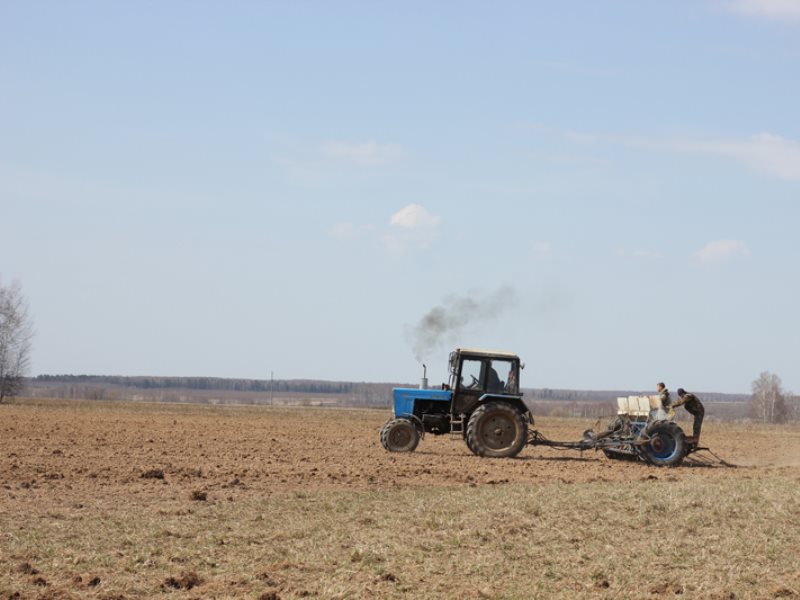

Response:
(486, 361), (503, 392)
(461, 361), (504, 392)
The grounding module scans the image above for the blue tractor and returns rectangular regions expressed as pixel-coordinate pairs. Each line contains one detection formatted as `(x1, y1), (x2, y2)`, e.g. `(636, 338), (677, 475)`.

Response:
(379, 348), (532, 458)
(380, 348), (704, 466)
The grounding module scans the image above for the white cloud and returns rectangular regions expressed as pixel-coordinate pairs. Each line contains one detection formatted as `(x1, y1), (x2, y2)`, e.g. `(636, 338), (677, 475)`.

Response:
(320, 140), (405, 167)
(726, 0), (800, 21)
(328, 205), (442, 253)
(389, 203), (442, 229)
(383, 204), (442, 252)
(559, 128), (800, 182)
(693, 240), (751, 264)
(669, 133), (800, 182)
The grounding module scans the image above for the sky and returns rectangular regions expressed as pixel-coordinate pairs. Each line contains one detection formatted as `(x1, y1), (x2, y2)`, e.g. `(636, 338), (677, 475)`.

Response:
(2, 0), (799, 393)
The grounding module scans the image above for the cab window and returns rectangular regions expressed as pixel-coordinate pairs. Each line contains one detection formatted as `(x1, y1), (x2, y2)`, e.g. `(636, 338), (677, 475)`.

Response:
(458, 357), (519, 394)
(500, 361), (519, 394)
(459, 359), (483, 390)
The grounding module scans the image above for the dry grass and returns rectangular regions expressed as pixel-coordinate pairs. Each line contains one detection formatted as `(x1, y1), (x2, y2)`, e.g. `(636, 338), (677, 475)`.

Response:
(1, 399), (799, 599)
(2, 478), (799, 599)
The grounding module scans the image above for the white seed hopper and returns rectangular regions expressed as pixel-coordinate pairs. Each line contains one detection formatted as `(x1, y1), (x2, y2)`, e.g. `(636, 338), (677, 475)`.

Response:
(616, 395), (674, 420)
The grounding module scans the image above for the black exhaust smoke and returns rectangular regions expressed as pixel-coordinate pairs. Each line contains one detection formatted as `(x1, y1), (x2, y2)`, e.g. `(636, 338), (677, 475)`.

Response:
(408, 286), (518, 362)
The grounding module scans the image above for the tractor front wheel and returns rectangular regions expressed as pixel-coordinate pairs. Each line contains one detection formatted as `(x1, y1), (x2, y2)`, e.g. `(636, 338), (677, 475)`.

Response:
(466, 402), (527, 458)
(380, 418), (420, 452)
(640, 421), (687, 467)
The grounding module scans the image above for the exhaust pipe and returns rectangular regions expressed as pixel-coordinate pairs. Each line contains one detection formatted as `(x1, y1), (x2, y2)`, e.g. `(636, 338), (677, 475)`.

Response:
(420, 364), (428, 390)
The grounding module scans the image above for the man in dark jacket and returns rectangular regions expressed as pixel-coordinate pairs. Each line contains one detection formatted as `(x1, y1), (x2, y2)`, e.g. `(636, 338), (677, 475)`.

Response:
(673, 388), (705, 443)
(656, 382), (670, 410)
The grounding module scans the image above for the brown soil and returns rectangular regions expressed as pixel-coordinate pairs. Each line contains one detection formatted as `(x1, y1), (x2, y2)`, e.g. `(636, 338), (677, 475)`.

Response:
(162, 570), (203, 590)
(1, 401), (798, 509)
(1, 400), (799, 599)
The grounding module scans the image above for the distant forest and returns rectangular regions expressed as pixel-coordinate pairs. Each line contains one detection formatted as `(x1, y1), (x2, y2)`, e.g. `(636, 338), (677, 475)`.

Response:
(26, 375), (751, 419)
(32, 374), (362, 395)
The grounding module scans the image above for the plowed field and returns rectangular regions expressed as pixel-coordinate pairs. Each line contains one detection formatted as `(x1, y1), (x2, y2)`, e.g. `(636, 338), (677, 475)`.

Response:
(2, 400), (799, 599)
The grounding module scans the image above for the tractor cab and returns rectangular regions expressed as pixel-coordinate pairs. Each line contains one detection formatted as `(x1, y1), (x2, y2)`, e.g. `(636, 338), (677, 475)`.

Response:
(447, 348), (523, 416)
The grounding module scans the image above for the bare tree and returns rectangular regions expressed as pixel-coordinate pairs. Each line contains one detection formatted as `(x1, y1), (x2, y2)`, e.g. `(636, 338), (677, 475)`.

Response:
(785, 391), (800, 423)
(750, 371), (788, 424)
(0, 280), (34, 402)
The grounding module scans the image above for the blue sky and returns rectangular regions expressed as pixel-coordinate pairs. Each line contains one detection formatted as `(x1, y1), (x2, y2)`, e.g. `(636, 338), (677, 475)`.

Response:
(2, 1), (799, 393)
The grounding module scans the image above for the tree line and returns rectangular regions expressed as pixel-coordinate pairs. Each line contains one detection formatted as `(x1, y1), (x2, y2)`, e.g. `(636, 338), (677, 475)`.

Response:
(33, 374), (364, 395)
(19, 374), (798, 421)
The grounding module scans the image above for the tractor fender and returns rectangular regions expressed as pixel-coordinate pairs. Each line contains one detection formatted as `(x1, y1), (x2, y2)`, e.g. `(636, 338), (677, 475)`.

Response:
(475, 394), (531, 422)
(405, 414), (425, 439)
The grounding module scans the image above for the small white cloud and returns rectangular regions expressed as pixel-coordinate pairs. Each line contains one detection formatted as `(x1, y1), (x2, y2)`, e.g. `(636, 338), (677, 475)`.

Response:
(726, 0), (800, 21)
(389, 203), (442, 229)
(321, 140), (405, 167)
(559, 128), (800, 182)
(672, 133), (800, 182)
(693, 240), (751, 264)
(328, 204), (441, 252)
(383, 204), (442, 252)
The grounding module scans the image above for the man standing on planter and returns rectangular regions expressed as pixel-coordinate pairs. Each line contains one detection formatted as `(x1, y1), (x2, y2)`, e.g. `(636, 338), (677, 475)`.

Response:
(673, 388), (705, 444)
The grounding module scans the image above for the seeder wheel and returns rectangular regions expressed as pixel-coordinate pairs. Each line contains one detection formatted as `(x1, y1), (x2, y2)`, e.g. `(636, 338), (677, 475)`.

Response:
(639, 422), (687, 467)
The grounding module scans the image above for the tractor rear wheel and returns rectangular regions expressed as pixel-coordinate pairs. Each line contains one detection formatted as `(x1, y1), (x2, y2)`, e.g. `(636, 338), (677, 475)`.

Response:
(640, 421), (687, 467)
(380, 418), (420, 452)
(466, 402), (527, 458)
